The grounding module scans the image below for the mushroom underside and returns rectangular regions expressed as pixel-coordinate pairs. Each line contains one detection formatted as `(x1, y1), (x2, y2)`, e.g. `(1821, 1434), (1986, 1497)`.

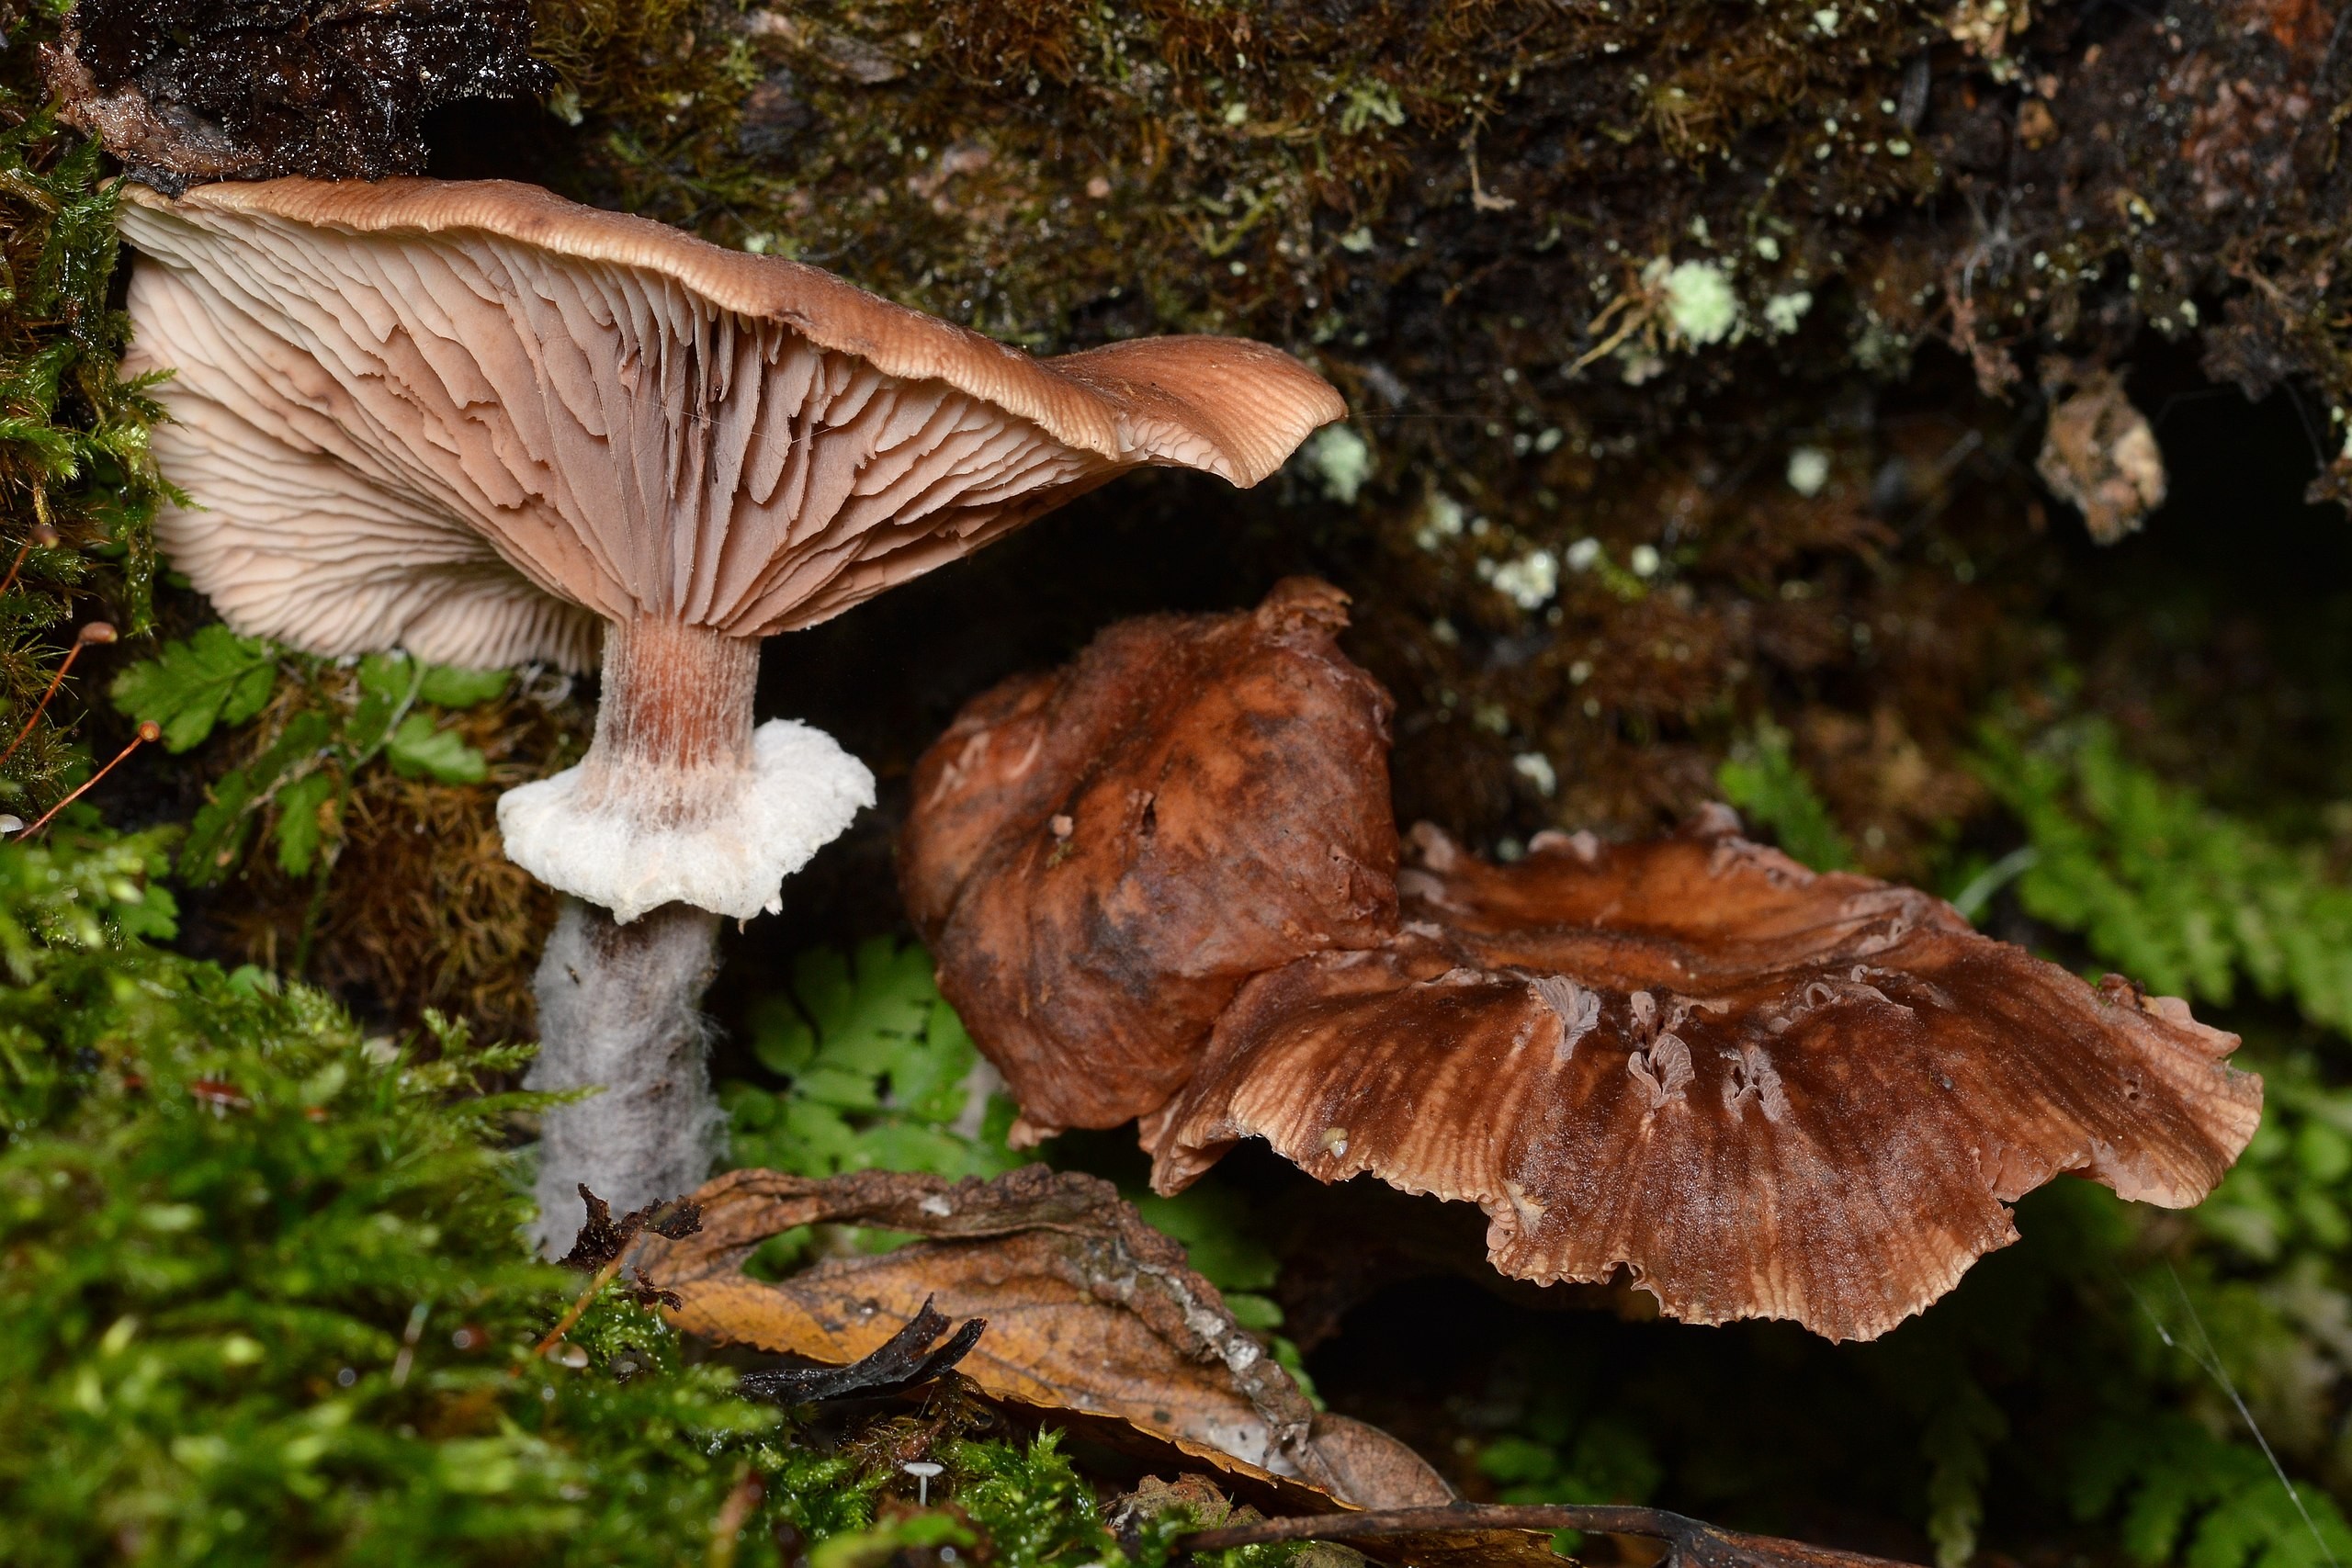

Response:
(119, 181), (1347, 680)
(123, 210), (1114, 670)
(1146, 827), (2264, 1343)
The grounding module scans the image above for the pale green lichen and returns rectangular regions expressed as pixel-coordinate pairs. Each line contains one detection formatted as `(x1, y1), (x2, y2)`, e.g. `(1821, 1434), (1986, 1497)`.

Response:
(1787, 446), (1831, 495)
(1484, 547), (1560, 609)
(1301, 425), (1373, 503)
(1765, 289), (1815, 336)
(1414, 491), (1468, 550)
(1659, 258), (1741, 346)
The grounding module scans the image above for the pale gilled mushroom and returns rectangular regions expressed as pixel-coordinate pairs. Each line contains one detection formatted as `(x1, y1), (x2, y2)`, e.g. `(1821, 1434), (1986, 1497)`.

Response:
(115, 176), (1344, 1244)
(1148, 814), (2264, 1342)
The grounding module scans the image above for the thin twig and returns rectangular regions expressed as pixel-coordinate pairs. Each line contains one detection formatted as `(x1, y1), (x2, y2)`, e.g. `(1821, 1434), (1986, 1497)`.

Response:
(21, 721), (159, 838)
(389, 1301), (430, 1390)
(707, 1467), (763, 1568)
(0, 621), (114, 769)
(529, 1255), (627, 1363)
(1177, 1504), (1920, 1568)
(0, 523), (58, 599)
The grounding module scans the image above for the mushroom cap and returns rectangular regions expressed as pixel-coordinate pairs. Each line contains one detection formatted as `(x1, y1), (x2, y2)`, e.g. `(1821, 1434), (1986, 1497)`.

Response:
(899, 578), (1399, 1138)
(118, 176), (1346, 672)
(1148, 814), (2265, 1342)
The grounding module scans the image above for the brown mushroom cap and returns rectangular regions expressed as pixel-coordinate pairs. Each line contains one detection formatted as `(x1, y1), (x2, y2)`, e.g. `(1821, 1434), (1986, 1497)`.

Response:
(899, 578), (1399, 1139)
(1147, 813), (2264, 1342)
(118, 176), (1345, 672)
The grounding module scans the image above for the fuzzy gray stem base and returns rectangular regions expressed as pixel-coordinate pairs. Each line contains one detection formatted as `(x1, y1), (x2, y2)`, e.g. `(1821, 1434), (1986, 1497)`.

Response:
(526, 896), (725, 1257)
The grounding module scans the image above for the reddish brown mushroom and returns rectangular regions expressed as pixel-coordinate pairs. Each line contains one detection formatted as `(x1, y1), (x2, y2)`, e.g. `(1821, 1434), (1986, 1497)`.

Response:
(899, 578), (1398, 1140)
(904, 598), (2265, 1341)
(1146, 814), (2264, 1342)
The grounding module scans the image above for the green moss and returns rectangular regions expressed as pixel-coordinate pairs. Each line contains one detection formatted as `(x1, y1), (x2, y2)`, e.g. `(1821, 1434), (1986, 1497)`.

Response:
(0, 835), (772, 1562)
(0, 821), (1282, 1565)
(0, 13), (168, 812)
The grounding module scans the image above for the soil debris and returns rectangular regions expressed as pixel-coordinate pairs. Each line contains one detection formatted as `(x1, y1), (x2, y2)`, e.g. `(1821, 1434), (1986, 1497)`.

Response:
(43, 0), (548, 190)
(2036, 370), (2169, 545)
(556, 1182), (703, 1273)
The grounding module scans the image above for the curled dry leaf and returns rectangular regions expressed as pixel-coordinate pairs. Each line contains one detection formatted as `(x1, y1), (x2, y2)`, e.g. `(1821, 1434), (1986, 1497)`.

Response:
(632, 1166), (1464, 1514)
(638, 1166), (1312, 1471)
(736, 1295), (986, 1404)
(1148, 813), (2264, 1343)
(899, 579), (1398, 1140)
(556, 1184), (704, 1274)
(2036, 368), (2168, 545)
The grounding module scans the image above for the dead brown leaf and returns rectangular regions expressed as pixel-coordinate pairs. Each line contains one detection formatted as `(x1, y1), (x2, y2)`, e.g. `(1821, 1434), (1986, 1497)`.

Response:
(639, 1166), (1313, 1467)
(633, 1165), (1503, 1531)
(2037, 369), (2167, 545)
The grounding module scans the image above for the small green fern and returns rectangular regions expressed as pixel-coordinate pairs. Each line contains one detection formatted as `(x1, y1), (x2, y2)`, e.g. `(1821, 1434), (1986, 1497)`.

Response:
(112, 634), (510, 888)
(723, 936), (1021, 1183)
(2070, 1416), (2352, 1568)
(1715, 720), (1854, 872)
(1973, 717), (2352, 1031)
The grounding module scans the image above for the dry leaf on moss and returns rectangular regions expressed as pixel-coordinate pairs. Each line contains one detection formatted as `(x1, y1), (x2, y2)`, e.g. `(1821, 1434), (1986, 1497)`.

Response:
(736, 1295), (985, 1404)
(631, 1165), (1481, 1521)
(637, 1165), (1312, 1468)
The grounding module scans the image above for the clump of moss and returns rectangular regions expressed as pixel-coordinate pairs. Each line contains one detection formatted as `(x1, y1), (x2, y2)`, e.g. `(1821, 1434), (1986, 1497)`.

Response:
(211, 679), (592, 1043)
(0, 817), (1304, 1565)
(0, 5), (165, 818)
(0, 823), (774, 1563)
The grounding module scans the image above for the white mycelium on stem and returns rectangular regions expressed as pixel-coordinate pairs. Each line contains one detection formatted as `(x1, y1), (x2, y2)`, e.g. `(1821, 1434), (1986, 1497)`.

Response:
(117, 175), (1346, 1244)
(498, 617), (871, 924)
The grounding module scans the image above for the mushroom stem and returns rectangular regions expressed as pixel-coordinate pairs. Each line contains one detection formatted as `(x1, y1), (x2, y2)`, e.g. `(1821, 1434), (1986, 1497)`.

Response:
(522, 620), (754, 1255)
(578, 615), (760, 806)
(526, 895), (725, 1257)
(497, 615), (873, 923)
(513, 615), (877, 1250)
